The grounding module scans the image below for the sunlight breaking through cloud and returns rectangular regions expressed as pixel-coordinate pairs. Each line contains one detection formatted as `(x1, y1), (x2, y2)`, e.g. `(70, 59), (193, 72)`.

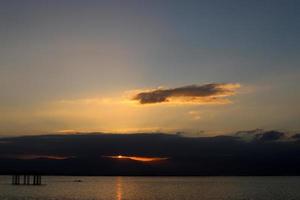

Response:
(104, 155), (169, 162)
(132, 83), (241, 105)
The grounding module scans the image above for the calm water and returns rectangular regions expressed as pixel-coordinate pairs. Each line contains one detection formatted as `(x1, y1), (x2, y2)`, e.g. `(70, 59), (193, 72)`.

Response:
(0, 176), (300, 200)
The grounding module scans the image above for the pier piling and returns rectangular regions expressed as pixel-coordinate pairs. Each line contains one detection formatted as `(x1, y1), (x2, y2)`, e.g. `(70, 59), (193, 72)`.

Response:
(11, 175), (42, 185)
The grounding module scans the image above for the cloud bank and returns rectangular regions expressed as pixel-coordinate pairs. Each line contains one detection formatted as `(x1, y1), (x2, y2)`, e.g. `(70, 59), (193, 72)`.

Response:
(132, 83), (240, 105)
(0, 130), (300, 175)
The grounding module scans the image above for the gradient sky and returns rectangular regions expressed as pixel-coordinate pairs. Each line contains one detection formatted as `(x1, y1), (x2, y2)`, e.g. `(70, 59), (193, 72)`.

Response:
(0, 0), (299, 136)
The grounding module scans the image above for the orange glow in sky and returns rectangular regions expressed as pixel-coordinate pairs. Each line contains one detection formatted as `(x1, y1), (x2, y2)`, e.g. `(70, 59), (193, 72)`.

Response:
(105, 155), (169, 162)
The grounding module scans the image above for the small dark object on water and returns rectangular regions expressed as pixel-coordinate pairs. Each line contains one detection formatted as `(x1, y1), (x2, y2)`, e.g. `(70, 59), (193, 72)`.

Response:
(74, 179), (83, 182)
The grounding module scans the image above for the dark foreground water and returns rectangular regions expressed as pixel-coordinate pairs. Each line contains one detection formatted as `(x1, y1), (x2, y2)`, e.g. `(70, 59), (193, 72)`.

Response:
(0, 176), (300, 200)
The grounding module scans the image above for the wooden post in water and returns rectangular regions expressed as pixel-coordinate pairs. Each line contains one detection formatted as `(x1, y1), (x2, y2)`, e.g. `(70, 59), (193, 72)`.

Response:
(38, 175), (42, 185)
(11, 174), (42, 185)
(12, 175), (20, 185)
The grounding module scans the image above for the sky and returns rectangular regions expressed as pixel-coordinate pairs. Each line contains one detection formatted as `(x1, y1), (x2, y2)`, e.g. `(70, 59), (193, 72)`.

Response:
(0, 0), (299, 136)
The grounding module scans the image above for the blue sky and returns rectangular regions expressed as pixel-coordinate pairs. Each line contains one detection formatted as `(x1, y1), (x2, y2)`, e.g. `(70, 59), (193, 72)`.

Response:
(0, 0), (299, 135)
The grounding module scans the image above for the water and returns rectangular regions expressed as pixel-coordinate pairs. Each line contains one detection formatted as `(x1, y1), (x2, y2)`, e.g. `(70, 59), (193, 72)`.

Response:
(0, 176), (300, 200)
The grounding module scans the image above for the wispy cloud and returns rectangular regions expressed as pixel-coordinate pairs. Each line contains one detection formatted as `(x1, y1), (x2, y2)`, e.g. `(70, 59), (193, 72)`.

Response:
(132, 83), (240, 105)
(188, 110), (201, 120)
(57, 129), (79, 134)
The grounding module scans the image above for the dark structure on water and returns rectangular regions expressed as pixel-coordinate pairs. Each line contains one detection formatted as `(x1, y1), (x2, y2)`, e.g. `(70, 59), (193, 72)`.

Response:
(11, 174), (42, 185)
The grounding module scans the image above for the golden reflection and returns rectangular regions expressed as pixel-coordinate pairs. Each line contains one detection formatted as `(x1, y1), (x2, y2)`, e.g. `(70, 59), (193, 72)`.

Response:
(104, 155), (169, 162)
(116, 176), (122, 200)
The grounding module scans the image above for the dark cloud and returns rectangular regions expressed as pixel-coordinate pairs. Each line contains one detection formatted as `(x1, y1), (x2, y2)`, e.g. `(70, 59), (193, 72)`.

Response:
(132, 83), (240, 104)
(235, 129), (264, 137)
(254, 131), (285, 142)
(292, 134), (300, 140)
(235, 129), (289, 142)
(1, 131), (300, 175)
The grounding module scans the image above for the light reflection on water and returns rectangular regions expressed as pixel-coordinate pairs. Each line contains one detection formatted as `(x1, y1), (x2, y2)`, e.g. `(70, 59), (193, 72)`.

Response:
(116, 177), (122, 200)
(0, 176), (300, 200)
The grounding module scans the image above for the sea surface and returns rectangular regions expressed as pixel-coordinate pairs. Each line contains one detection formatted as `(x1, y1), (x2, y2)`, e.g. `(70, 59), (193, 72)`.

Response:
(0, 176), (300, 200)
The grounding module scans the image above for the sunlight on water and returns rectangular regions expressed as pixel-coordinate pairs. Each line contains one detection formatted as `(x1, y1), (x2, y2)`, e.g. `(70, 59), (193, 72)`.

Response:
(116, 177), (122, 200)
(0, 176), (300, 200)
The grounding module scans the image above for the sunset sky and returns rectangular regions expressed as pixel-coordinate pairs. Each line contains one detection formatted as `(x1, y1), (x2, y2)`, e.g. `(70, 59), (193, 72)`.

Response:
(0, 0), (299, 136)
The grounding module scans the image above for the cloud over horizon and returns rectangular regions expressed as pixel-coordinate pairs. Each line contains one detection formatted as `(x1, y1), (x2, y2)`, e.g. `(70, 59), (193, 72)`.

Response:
(132, 83), (241, 105)
(0, 130), (300, 175)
